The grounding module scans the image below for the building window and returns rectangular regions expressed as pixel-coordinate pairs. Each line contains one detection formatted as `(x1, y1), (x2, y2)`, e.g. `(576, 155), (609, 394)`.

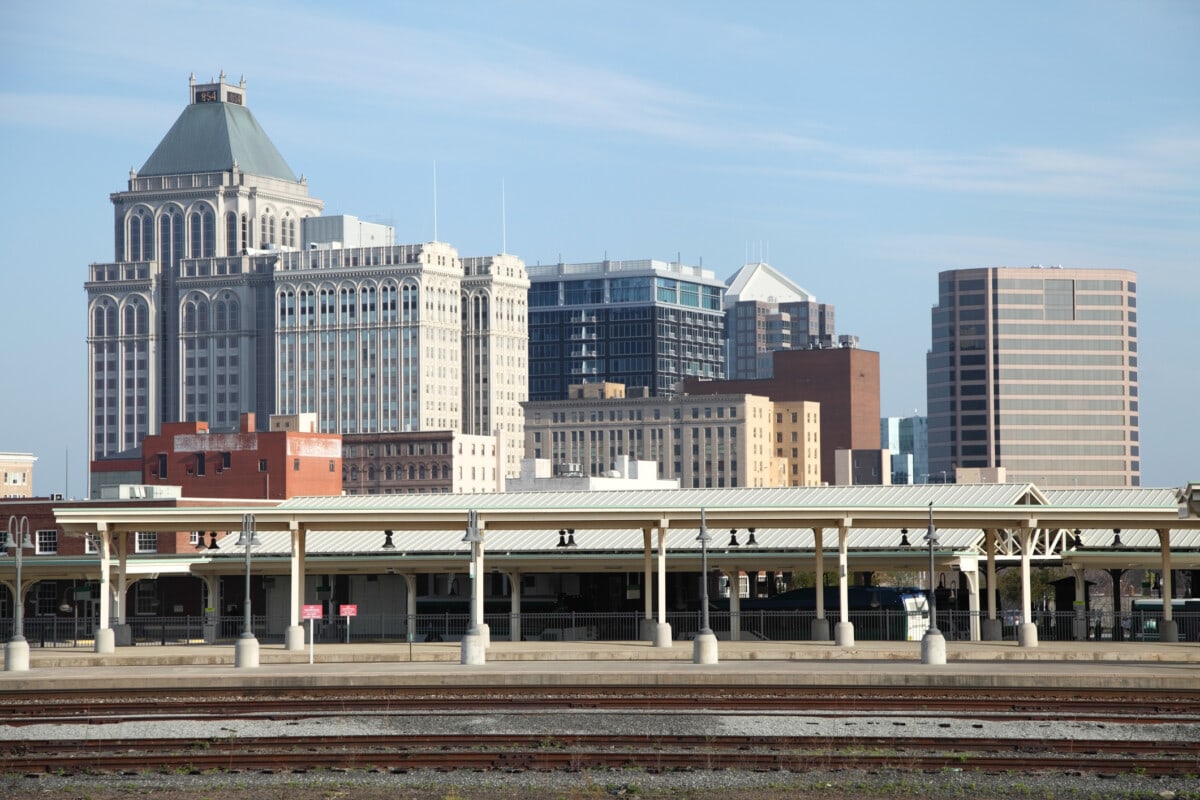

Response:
(35, 582), (59, 616)
(294, 459), (301, 471)
(36, 530), (57, 555)
(85, 534), (99, 554)
(135, 532), (158, 553)
(134, 581), (158, 615)
(189, 531), (203, 547)
(329, 460), (336, 472)
(196, 453), (206, 477)
(259, 459), (268, 472)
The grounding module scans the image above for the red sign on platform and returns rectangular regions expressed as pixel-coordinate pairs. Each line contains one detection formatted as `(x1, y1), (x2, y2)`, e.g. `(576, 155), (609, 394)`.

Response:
(339, 604), (358, 617)
(301, 604), (323, 620)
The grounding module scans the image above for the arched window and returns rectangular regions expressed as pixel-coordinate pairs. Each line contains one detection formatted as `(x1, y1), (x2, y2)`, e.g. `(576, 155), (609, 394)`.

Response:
(159, 208), (184, 270)
(215, 300), (227, 332)
(225, 212), (238, 256)
(123, 305), (137, 336)
(419, 465), (426, 480)
(136, 302), (148, 335)
(130, 209), (154, 261)
(227, 298), (240, 330)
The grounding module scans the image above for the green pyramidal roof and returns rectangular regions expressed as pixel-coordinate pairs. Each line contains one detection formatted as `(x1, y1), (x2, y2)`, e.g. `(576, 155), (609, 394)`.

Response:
(139, 99), (297, 181)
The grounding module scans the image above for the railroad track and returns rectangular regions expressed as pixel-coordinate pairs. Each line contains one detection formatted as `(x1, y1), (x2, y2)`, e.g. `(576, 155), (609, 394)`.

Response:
(2, 733), (1196, 777)
(2, 686), (1196, 778)
(2, 685), (1198, 724)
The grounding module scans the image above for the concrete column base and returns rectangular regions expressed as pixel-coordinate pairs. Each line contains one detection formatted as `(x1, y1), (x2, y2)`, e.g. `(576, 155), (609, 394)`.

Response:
(654, 622), (673, 648)
(1159, 620), (1179, 643)
(460, 631), (486, 665)
(509, 615), (522, 643)
(1017, 622), (1039, 648)
(4, 639), (30, 672)
(639, 618), (657, 642)
(478, 622), (491, 649)
(93, 628), (115, 654)
(811, 617), (830, 642)
(234, 635), (260, 668)
(113, 624), (132, 647)
(692, 631), (719, 664)
(921, 630), (947, 665)
(284, 625), (305, 651)
(981, 618), (1003, 641)
(834, 621), (855, 647)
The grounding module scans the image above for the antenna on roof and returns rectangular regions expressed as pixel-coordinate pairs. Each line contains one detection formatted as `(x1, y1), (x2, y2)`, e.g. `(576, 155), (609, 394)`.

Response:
(501, 179), (507, 255)
(432, 161), (438, 243)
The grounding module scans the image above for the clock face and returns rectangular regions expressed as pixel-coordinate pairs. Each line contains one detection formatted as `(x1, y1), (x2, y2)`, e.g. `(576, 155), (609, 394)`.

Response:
(196, 89), (218, 103)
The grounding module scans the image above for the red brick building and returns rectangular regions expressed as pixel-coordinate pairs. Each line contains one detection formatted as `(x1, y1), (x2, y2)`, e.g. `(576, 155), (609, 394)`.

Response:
(682, 347), (881, 485)
(91, 413), (342, 502)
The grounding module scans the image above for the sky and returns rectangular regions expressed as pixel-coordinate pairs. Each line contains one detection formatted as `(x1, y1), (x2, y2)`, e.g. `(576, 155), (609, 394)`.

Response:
(1, 1), (1197, 496)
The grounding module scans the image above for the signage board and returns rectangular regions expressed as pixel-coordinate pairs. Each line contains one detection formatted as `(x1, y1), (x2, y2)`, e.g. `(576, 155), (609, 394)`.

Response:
(339, 604), (358, 617)
(301, 604), (323, 620)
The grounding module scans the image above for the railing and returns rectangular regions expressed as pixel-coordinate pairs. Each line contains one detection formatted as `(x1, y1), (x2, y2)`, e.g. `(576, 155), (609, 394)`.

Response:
(2, 610), (1194, 647)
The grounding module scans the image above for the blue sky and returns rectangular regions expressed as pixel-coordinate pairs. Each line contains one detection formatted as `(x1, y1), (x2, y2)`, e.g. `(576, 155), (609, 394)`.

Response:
(1, 1), (1197, 495)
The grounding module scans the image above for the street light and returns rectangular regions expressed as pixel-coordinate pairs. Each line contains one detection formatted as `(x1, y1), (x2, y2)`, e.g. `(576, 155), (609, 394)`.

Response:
(4, 516), (33, 671)
(693, 508), (718, 664)
(914, 503), (945, 665)
(461, 509), (485, 665)
(234, 513), (261, 668)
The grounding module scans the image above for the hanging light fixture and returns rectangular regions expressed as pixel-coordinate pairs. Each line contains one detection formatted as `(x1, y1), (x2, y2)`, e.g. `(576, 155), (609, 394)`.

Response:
(745, 528), (758, 547)
(556, 529), (568, 548)
(728, 528), (740, 547)
(1112, 528), (1123, 548)
(899, 528), (911, 548)
(382, 530), (396, 550)
(566, 528), (577, 548)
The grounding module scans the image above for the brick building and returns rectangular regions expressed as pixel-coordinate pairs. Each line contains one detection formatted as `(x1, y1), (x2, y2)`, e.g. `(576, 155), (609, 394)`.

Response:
(682, 346), (880, 485)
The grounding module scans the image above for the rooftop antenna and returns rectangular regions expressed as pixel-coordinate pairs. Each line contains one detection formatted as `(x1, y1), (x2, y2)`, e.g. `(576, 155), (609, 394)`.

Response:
(501, 179), (507, 255)
(432, 161), (438, 242)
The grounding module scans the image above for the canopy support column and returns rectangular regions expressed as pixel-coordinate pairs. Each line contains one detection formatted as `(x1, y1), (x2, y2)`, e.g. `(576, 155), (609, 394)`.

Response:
(1017, 528), (1038, 648)
(981, 529), (1002, 640)
(834, 524), (854, 647)
(285, 523), (305, 651)
(1158, 529), (1178, 642)
(654, 525), (672, 647)
(812, 528), (829, 641)
(93, 524), (114, 653)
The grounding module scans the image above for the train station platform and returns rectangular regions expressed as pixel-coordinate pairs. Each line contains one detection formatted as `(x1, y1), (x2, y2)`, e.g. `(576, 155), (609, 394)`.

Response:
(1, 640), (1197, 692)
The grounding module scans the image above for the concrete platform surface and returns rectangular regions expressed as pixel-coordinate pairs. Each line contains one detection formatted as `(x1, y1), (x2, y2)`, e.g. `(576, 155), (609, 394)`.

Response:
(0, 640), (1197, 692)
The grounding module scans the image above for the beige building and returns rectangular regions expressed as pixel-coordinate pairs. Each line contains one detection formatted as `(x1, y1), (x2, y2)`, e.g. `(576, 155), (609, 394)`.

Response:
(927, 266), (1139, 487)
(523, 383), (821, 489)
(342, 430), (502, 495)
(773, 401), (822, 486)
(0, 452), (36, 498)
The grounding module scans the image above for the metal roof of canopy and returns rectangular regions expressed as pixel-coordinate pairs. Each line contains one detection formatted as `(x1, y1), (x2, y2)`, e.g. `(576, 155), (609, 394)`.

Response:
(54, 484), (1187, 536)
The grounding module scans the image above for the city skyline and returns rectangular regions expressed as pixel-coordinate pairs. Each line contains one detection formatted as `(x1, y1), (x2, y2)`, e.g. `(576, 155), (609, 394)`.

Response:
(1, 1), (1197, 494)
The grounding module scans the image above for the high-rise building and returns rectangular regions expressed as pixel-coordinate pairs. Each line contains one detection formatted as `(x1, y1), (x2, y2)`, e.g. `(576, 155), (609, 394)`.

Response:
(723, 262), (839, 379)
(926, 266), (1139, 488)
(881, 415), (928, 484)
(527, 258), (725, 401)
(86, 74), (527, 478)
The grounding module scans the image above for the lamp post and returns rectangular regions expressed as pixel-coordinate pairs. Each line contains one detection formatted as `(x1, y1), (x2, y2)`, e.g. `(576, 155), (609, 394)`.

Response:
(4, 516), (33, 671)
(460, 509), (485, 665)
(692, 509), (718, 664)
(234, 513), (261, 668)
(920, 503), (946, 665)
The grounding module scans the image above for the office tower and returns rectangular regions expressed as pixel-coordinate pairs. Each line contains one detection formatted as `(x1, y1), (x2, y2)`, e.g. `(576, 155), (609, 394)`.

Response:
(86, 74), (527, 476)
(881, 415), (928, 484)
(527, 258), (725, 401)
(723, 262), (839, 379)
(926, 267), (1139, 488)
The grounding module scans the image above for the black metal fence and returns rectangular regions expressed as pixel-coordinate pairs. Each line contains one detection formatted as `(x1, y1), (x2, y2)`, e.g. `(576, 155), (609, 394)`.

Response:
(1, 609), (1194, 647)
